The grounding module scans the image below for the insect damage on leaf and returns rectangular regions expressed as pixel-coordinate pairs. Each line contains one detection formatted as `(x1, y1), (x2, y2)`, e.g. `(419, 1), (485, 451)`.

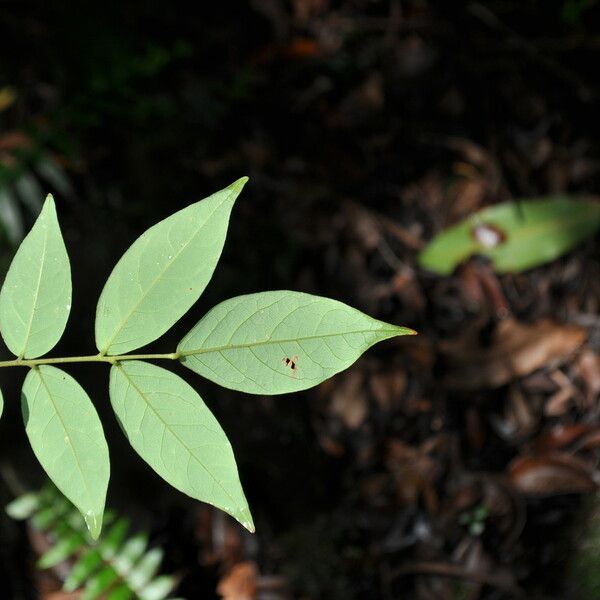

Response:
(282, 355), (299, 377)
(0, 179), (416, 537)
(471, 223), (507, 248)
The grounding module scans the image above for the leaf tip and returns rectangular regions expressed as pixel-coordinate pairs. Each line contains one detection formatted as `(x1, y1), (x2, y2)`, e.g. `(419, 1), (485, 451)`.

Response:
(84, 510), (103, 540)
(42, 193), (56, 213)
(235, 505), (255, 533)
(229, 176), (249, 195)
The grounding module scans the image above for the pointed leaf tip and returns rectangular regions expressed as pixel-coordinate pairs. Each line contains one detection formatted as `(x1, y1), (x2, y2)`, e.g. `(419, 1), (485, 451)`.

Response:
(178, 291), (417, 395)
(95, 178), (246, 355)
(21, 366), (110, 539)
(109, 361), (252, 530)
(0, 194), (72, 358)
(84, 511), (103, 540)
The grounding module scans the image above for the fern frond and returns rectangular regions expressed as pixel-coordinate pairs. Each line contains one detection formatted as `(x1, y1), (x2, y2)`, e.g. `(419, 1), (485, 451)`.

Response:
(6, 484), (185, 600)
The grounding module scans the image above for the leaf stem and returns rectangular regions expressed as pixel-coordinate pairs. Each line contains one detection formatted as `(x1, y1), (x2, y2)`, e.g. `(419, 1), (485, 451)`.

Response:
(0, 352), (180, 369)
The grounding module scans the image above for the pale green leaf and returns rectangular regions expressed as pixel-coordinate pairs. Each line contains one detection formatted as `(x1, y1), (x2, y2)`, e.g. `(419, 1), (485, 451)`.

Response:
(113, 532), (149, 575)
(38, 531), (84, 568)
(0, 189), (23, 245)
(177, 291), (416, 394)
(418, 196), (600, 275)
(5, 492), (40, 520)
(139, 576), (176, 600)
(21, 366), (110, 539)
(127, 548), (163, 589)
(109, 360), (253, 531)
(95, 178), (247, 355)
(0, 195), (71, 358)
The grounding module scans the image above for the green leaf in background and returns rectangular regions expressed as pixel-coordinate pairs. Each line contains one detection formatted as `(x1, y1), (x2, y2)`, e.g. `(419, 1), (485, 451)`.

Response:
(5, 491), (39, 520)
(106, 584), (135, 600)
(418, 197), (600, 275)
(0, 188), (24, 245)
(177, 291), (416, 394)
(139, 575), (176, 600)
(95, 177), (247, 356)
(82, 566), (119, 600)
(0, 195), (71, 358)
(64, 549), (104, 591)
(38, 531), (84, 568)
(128, 548), (163, 590)
(112, 532), (149, 575)
(21, 366), (110, 539)
(109, 360), (253, 531)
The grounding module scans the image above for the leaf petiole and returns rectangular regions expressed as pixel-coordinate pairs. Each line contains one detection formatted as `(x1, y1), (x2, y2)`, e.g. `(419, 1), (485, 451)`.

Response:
(0, 352), (180, 369)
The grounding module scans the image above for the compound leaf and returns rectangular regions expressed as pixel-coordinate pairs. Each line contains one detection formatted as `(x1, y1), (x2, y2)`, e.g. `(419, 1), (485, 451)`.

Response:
(95, 178), (247, 355)
(21, 366), (110, 539)
(418, 196), (600, 275)
(177, 291), (416, 394)
(109, 360), (253, 531)
(0, 195), (71, 358)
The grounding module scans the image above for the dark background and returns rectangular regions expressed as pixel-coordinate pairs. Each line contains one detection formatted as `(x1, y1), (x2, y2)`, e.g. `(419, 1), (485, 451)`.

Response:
(1, 1), (600, 598)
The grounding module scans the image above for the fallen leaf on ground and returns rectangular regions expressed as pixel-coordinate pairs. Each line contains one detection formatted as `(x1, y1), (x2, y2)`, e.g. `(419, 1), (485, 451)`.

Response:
(442, 319), (587, 390)
(509, 453), (598, 496)
(217, 561), (259, 600)
(327, 370), (368, 429)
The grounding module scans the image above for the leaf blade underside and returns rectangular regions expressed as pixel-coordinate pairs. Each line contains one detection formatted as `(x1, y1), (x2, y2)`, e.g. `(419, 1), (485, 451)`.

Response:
(178, 290), (416, 394)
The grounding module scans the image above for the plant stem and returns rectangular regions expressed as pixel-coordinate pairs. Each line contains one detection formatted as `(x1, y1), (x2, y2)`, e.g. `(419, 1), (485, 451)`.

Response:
(0, 352), (180, 369)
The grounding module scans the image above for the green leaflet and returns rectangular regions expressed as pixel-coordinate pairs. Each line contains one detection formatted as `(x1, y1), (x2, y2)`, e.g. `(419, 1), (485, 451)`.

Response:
(21, 366), (110, 539)
(128, 548), (163, 589)
(0, 195), (71, 358)
(109, 360), (253, 531)
(5, 492), (39, 520)
(95, 178), (247, 356)
(83, 566), (119, 600)
(65, 549), (104, 591)
(38, 531), (84, 568)
(418, 196), (600, 275)
(177, 291), (416, 394)
(139, 575), (175, 600)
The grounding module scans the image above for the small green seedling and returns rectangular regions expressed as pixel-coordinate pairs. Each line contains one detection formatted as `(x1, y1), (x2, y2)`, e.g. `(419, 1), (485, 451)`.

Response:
(419, 196), (600, 275)
(0, 178), (415, 538)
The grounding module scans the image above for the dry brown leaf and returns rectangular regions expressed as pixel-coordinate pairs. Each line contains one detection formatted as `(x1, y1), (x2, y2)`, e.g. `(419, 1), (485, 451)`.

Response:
(368, 370), (407, 411)
(442, 319), (587, 390)
(532, 425), (600, 454)
(328, 370), (368, 429)
(509, 453), (598, 496)
(217, 562), (259, 600)
(386, 438), (443, 509)
(576, 349), (600, 405)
